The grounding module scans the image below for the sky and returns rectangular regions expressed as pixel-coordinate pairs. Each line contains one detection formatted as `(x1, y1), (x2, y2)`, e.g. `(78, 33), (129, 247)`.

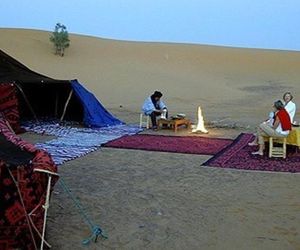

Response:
(1, 0), (300, 51)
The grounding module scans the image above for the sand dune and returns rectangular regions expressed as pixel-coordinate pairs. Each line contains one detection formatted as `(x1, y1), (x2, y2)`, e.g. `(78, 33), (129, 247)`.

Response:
(1, 28), (300, 127)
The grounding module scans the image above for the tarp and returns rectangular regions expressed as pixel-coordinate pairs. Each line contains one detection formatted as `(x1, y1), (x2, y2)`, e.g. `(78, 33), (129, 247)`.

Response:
(71, 80), (124, 127)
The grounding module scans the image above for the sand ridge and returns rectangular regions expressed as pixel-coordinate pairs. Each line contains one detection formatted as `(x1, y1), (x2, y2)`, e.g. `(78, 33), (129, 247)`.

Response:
(1, 28), (300, 128)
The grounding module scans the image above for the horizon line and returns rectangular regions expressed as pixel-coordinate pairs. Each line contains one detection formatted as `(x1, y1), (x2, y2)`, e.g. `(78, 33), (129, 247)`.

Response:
(1, 27), (300, 54)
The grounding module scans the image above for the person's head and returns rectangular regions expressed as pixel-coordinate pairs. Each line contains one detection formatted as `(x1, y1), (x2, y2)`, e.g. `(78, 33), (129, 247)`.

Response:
(283, 92), (293, 103)
(152, 91), (163, 101)
(273, 100), (285, 111)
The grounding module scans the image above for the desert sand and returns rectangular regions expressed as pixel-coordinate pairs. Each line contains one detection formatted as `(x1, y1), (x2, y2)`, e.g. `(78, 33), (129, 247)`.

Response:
(2, 28), (300, 249)
(1, 28), (300, 127)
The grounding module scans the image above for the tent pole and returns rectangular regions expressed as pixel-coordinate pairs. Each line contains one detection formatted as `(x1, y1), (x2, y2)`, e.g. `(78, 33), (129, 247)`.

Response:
(60, 89), (73, 122)
(33, 169), (59, 250)
(14, 83), (38, 122)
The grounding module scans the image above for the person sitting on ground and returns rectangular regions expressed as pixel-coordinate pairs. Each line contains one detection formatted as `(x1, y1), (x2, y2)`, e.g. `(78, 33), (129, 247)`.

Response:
(283, 92), (296, 123)
(142, 91), (167, 130)
(249, 100), (292, 156)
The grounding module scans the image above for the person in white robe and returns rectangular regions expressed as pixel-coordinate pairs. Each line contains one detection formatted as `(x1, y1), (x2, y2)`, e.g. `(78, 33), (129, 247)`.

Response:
(142, 91), (167, 129)
(283, 92), (296, 123)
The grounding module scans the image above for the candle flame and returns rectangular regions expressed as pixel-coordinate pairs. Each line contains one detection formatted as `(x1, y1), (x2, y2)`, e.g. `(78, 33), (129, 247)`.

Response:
(192, 106), (208, 133)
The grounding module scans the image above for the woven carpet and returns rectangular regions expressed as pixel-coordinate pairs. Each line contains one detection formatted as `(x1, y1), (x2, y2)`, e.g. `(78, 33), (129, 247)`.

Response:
(203, 133), (300, 173)
(103, 134), (233, 155)
(22, 121), (142, 165)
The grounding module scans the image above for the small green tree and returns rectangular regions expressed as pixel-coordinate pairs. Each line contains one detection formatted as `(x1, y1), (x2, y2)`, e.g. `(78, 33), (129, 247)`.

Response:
(50, 23), (70, 57)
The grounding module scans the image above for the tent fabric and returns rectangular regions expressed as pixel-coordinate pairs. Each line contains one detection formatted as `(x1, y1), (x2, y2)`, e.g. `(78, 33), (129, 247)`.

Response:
(71, 80), (124, 127)
(0, 116), (58, 250)
(0, 83), (21, 132)
(0, 50), (123, 128)
(0, 49), (68, 85)
(0, 133), (34, 166)
(0, 49), (82, 123)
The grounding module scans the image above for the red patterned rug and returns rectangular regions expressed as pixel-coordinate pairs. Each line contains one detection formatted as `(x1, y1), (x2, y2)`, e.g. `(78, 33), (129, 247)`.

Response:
(103, 134), (233, 155)
(203, 133), (300, 173)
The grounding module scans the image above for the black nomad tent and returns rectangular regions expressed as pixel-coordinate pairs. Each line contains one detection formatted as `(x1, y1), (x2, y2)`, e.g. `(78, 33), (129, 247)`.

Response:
(0, 49), (123, 129)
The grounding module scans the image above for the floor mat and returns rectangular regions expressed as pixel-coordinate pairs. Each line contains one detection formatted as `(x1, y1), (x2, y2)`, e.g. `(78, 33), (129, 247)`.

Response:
(23, 121), (141, 165)
(103, 134), (233, 155)
(203, 133), (300, 173)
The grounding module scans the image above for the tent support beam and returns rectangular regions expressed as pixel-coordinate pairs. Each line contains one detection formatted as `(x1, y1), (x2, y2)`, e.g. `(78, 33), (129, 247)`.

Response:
(60, 89), (73, 122)
(14, 83), (38, 122)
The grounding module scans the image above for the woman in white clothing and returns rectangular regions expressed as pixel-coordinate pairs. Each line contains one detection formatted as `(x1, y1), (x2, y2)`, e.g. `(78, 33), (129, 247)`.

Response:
(283, 92), (296, 123)
(249, 92), (296, 147)
(250, 100), (292, 155)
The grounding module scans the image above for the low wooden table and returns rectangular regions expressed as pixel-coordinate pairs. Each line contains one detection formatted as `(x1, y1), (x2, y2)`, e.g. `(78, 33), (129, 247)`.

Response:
(158, 118), (191, 132)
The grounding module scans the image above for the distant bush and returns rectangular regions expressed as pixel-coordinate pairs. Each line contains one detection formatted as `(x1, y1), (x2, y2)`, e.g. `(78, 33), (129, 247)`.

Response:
(50, 23), (70, 57)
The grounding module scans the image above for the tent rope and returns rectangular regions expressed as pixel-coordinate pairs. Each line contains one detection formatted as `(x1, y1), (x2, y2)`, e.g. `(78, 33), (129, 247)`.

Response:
(7, 167), (38, 250)
(59, 178), (108, 245)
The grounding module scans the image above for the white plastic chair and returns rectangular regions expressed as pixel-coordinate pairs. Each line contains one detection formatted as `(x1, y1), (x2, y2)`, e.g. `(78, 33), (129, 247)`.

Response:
(139, 113), (150, 129)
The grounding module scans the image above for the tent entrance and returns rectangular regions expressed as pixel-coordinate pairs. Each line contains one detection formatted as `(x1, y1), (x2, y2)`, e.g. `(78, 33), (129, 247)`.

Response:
(16, 82), (83, 122)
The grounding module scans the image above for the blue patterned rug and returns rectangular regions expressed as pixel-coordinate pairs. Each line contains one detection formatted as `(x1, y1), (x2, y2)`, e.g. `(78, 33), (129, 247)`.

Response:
(22, 121), (141, 165)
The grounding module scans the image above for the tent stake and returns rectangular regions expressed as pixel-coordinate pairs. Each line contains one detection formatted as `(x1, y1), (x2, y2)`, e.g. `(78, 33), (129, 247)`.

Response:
(14, 83), (38, 122)
(60, 89), (73, 122)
